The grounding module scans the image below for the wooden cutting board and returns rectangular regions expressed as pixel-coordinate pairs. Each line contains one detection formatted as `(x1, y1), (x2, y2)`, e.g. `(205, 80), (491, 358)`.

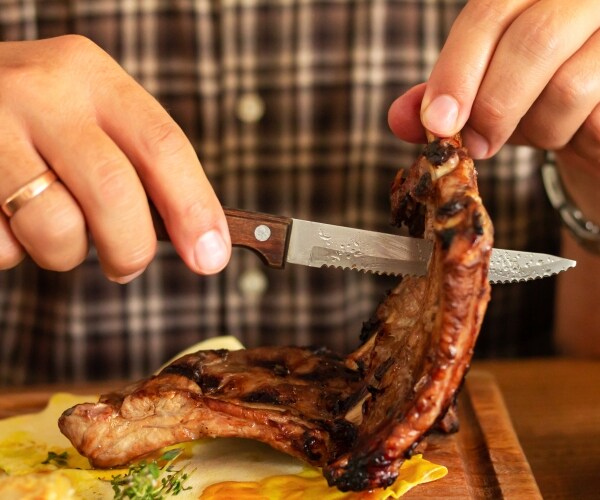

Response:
(405, 370), (542, 498)
(0, 370), (541, 498)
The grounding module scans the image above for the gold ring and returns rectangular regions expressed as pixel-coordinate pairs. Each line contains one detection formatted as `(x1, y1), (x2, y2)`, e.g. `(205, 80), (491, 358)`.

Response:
(1, 170), (58, 218)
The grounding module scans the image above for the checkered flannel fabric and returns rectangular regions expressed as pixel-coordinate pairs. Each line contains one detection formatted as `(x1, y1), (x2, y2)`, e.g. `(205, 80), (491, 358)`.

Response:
(0, 0), (559, 385)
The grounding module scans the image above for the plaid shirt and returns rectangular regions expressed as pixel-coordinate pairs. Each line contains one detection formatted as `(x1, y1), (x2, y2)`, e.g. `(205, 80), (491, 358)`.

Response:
(0, 0), (559, 386)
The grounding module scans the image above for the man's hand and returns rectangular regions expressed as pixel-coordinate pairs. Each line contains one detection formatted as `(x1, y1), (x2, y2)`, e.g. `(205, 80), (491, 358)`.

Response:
(388, 0), (600, 163)
(388, 0), (600, 357)
(0, 35), (231, 282)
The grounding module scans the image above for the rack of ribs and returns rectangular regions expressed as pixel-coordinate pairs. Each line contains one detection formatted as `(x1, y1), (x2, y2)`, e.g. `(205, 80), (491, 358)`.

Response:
(59, 132), (493, 492)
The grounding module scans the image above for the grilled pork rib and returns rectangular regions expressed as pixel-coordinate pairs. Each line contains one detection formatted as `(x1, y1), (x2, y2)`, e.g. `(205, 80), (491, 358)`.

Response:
(59, 133), (493, 492)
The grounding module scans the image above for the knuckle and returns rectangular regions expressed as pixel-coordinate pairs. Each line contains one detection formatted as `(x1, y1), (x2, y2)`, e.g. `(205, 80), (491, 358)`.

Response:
(465, 0), (509, 29)
(472, 0), (503, 15)
(0, 35), (101, 101)
(510, 13), (560, 65)
(0, 242), (25, 270)
(550, 70), (593, 111)
(52, 35), (112, 74)
(97, 211), (157, 279)
(104, 240), (155, 279)
(0, 61), (43, 97)
(181, 199), (220, 233)
(50, 34), (103, 66)
(545, 137), (568, 152)
(52, 34), (96, 53)
(93, 156), (135, 205)
(538, 131), (567, 151)
(472, 93), (509, 134)
(476, 96), (507, 125)
(31, 204), (88, 271)
(144, 119), (189, 159)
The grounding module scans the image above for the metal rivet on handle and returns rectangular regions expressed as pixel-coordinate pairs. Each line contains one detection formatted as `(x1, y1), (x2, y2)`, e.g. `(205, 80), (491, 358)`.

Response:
(254, 224), (271, 242)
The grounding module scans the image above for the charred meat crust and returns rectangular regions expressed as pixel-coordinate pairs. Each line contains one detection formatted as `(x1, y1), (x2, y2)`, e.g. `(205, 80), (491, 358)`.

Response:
(323, 134), (492, 490)
(423, 138), (461, 166)
(59, 133), (492, 492)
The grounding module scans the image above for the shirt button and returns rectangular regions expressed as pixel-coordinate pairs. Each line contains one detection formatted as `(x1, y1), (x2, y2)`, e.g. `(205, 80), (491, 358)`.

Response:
(236, 92), (265, 123)
(238, 268), (268, 299)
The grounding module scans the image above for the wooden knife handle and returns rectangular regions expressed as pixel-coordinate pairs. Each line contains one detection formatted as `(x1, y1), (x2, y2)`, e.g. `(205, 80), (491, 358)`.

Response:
(152, 204), (293, 269)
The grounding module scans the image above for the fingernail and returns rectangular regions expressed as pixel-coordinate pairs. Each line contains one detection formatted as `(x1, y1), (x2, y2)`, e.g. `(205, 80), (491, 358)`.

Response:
(461, 127), (489, 159)
(109, 268), (145, 285)
(422, 94), (459, 136)
(195, 229), (228, 274)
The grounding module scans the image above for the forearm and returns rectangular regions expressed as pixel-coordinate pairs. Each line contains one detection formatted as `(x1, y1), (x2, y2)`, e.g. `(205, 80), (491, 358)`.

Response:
(555, 229), (600, 356)
(553, 153), (600, 357)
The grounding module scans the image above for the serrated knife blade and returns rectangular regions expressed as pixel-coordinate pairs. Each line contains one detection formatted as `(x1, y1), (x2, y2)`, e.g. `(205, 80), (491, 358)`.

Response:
(152, 207), (576, 284)
(286, 219), (432, 277)
(285, 218), (575, 284)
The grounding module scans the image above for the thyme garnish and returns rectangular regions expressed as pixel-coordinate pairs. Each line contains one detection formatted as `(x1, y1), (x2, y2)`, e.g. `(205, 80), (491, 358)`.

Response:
(109, 448), (193, 499)
(41, 450), (69, 467)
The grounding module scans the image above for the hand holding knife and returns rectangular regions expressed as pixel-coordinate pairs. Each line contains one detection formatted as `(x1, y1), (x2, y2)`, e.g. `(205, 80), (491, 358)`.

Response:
(152, 207), (575, 284)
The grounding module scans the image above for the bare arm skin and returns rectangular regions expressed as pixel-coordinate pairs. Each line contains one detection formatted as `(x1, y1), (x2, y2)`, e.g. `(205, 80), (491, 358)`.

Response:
(554, 151), (600, 357)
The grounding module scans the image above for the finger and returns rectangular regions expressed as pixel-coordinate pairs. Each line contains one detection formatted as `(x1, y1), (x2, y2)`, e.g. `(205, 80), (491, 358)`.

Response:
(0, 124), (87, 271)
(388, 83), (428, 143)
(30, 120), (157, 283)
(466, 0), (600, 158)
(10, 180), (88, 271)
(0, 215), (25, 270)
(510, 29), (600, 152)
(421, 0), (536, 137)
(93, 73), (231, 275)
(569, 103), (600, 163)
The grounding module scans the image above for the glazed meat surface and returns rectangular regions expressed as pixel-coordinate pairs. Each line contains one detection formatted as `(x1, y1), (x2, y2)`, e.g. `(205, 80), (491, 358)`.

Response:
(60, 347), (363, 470)
(59, 133), (493, 492)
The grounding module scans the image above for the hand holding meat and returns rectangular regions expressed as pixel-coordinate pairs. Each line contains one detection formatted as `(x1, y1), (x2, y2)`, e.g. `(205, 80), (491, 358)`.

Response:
(0, 36), (231, 281)
(389, 0), (600, 356)
(389, 0), (600, 165)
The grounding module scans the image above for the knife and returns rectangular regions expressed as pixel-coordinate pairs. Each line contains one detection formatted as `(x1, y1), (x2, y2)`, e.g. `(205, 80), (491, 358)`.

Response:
(153, 207), (576, 284)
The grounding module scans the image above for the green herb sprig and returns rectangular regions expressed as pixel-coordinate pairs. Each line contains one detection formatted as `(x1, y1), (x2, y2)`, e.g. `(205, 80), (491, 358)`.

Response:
(110, 448), (193, 500)
(41, 450), (69, 467)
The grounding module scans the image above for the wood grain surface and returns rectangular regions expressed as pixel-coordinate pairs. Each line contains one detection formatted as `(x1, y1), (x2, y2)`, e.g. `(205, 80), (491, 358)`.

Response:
(401, 370), (541, 499)
(0, 370), (540, 498)
(476, 359), (600, 500)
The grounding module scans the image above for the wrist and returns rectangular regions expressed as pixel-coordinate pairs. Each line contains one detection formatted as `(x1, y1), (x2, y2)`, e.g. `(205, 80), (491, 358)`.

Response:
(543, 153), (600, 254)
(554, 226), (600, 357)
(557, 153), (600, 222)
